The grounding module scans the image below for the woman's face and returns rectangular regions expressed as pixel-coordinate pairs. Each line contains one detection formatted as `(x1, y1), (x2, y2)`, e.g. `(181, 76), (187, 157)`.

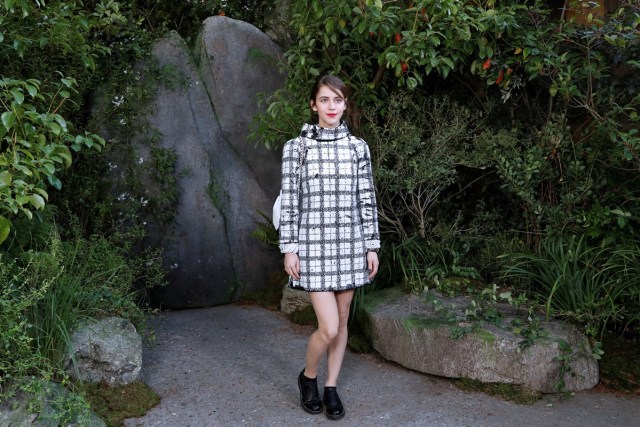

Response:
(311, 85), (346, 128)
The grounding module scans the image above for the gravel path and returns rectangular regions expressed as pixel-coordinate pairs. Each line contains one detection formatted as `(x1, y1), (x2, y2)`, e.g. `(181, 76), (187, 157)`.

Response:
(123, 305), (639, 426)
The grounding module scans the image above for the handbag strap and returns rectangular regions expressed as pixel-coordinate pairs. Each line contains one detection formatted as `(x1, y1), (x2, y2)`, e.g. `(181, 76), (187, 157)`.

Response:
(297, 137), (307, 190)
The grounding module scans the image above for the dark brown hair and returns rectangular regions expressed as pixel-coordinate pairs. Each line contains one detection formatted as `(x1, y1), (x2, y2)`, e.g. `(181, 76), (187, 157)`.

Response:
(309, 75), (360, 133)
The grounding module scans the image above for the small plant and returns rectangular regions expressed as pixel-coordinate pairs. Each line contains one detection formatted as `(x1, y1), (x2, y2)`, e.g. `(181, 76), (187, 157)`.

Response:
(510, 310), (547, 351)
(555, 339), (576, 393)
(251, 211), (280, 249)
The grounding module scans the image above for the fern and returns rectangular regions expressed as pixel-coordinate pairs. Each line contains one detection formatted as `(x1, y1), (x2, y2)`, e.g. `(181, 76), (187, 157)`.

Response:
(251, 210), (279, 249)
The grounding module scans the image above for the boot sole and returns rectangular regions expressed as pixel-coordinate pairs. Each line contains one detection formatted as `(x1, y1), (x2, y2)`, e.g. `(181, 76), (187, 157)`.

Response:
(326, 410), (345, 420)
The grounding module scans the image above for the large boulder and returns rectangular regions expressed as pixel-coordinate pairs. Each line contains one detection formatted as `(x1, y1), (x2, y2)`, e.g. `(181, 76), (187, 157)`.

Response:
(364, 289), (599, 393)
(107, 17), (285, 308)
(137, 31), (237, 307)
(191, 16), (285, 305)
(65, 317), (142, 385)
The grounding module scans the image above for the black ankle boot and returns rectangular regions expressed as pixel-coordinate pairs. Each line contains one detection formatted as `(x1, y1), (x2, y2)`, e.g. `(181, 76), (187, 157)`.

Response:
(323, 387), (345, 420)
(297, 369), (323, 414)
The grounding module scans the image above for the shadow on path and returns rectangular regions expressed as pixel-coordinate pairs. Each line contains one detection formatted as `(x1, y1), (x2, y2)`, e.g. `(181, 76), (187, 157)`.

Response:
(123, 305), (639, 426)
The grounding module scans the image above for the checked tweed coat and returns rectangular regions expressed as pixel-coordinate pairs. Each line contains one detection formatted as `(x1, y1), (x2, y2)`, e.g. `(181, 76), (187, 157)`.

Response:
(278, 123), (380, 292)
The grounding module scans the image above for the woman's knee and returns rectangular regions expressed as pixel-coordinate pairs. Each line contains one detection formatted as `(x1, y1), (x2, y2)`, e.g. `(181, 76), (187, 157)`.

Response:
(318, 323), (339, 343)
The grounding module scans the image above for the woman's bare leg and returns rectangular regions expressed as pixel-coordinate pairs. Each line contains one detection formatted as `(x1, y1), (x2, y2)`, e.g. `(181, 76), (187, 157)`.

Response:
(304, 292), (340, 379)
(325, 289), (354, 386)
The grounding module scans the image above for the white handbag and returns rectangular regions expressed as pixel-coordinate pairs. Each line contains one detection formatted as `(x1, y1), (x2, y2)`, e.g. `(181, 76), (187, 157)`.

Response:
(272, 192), (282, 230)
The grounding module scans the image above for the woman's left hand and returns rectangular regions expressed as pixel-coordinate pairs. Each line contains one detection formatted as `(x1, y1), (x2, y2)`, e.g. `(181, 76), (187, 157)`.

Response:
(367, 251), (379, 280)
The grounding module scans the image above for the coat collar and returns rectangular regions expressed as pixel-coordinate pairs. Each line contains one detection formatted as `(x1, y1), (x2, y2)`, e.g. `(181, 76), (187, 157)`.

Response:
(300, 122), (351, 141)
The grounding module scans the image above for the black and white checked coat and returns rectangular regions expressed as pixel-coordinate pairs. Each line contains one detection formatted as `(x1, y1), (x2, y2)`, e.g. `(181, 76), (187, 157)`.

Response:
(278, 123), (380, 292)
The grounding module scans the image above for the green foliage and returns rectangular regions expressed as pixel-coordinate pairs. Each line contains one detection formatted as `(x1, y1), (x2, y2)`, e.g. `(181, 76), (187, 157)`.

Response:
(365, 93), (485, 239)
(0, 228), (165, 387)
(5, 379), (99, 426)
(129, 0), (274, 40)
(475, 0), (640, 164)
(599, 332), (640, 393)
(251, 210), (280, 249)
(501, 235), (638, 338)
(0, 77), (105, 242)
(0, 0), (148, 244)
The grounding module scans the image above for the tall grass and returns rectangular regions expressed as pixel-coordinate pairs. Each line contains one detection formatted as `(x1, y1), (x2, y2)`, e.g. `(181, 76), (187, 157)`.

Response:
(602, 245), (640, 334)
(500, 235), (637, 337)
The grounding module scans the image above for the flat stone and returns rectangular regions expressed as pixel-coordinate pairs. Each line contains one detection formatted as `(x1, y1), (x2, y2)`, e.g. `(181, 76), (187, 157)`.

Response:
(364, 289), (599, 393)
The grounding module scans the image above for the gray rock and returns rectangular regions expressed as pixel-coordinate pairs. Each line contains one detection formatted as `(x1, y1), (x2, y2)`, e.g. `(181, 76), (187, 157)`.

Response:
(140, 31), (236, 307)
(118, 18), (285, 308)
(195, 16), (286, 302)
(280, 284), (311, 314)
(96, 16), (290, 308)
(364, 289), (599, 393)
(0, 381), (105, 426)
(65, 317), (142, 385)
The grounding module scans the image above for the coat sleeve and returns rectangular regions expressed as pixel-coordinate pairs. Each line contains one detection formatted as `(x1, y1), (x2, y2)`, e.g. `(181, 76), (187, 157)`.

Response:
(356, 139), (380, 250)
(279, 138), (301, 253)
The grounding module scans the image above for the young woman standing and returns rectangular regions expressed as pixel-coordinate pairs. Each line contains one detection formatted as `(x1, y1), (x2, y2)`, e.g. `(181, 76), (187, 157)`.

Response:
(278, 75), (380, 420)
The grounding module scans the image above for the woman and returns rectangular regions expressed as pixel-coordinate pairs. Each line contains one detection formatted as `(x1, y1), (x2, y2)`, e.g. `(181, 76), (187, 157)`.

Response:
(278, 75), (380, 420)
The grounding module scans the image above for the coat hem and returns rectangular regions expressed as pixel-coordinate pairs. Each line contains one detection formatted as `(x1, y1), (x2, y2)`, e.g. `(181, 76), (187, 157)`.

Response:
(288, 279), (372, 292)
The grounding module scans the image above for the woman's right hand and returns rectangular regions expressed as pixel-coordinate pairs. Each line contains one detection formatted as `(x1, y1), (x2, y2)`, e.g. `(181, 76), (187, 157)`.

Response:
(284, 253), (300, 280)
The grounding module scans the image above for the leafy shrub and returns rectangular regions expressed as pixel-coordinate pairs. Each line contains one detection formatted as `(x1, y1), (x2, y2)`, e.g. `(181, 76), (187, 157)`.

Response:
(364, 93), (487, 239)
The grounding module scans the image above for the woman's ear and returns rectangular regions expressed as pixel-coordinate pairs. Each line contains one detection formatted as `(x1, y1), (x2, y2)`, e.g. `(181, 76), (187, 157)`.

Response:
(310, 100), (317, 111)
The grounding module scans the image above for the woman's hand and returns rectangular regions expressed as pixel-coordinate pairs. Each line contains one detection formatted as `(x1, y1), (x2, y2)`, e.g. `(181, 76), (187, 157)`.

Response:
(367, 251), (379, 280)
(284, 253), (300, 280)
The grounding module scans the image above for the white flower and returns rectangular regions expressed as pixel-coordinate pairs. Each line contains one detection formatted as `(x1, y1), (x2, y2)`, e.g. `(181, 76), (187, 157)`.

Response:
(119, 118), (127, 125)
(117, 192), (128, 201)
(108, 162), (118, 170)
(138, 156), (144, 164)
(140, 197), (149, 207)
(112, 95), (124, 107)
(171, 263), (179, 269)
